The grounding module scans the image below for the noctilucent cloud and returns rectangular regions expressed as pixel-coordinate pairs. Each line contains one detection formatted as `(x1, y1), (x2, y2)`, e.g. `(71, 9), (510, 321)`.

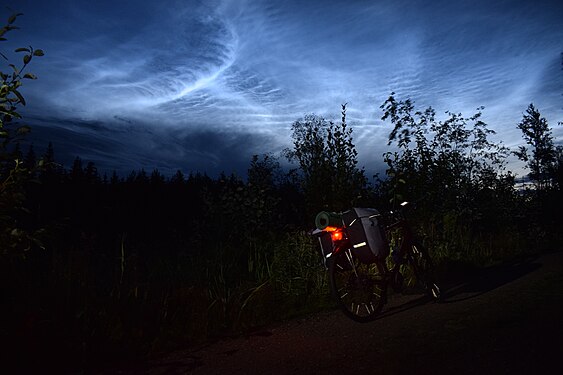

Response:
(4, 0), (563, 177)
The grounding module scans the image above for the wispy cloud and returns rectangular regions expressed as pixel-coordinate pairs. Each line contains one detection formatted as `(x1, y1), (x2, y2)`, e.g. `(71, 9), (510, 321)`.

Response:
(8, 0), (563, 176)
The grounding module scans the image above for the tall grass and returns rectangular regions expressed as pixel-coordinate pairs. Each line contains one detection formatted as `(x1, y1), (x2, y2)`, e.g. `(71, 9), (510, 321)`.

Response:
(1, 229), (332, 371)
(421, 221), (532, 267)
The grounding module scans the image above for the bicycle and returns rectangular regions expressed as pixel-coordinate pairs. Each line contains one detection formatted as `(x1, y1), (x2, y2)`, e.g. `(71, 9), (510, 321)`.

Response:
(311, 202), (440, 322)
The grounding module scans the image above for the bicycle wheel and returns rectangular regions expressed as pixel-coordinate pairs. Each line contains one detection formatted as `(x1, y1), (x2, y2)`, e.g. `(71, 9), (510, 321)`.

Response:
(407, 243), (441, 300)
(329, 248), (386, 322)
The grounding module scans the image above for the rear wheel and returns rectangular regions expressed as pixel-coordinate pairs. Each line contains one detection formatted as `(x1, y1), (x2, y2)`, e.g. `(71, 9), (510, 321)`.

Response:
(408, 243), (441, 300)
(329, 248), (386, 322)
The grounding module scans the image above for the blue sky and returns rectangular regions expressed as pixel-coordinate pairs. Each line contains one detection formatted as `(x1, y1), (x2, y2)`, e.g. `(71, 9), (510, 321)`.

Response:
(4, 0), (563, 177)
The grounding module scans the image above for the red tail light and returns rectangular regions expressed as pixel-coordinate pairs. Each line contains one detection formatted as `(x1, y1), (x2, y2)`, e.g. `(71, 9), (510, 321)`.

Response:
(324, 226), (344, 241)
(331, 230), (343, 241)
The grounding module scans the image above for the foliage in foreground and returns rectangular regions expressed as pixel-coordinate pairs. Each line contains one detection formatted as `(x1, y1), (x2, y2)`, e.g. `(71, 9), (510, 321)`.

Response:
(0, 10), (44, 256)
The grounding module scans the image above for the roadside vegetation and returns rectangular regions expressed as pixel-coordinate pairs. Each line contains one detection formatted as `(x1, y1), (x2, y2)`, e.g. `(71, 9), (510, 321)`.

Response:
(1, 7), (562, 373)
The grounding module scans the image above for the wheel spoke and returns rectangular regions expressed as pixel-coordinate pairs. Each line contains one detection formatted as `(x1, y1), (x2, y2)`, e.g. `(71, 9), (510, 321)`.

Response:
(406, 244), (441, 299)
(329, 247), (386, 321)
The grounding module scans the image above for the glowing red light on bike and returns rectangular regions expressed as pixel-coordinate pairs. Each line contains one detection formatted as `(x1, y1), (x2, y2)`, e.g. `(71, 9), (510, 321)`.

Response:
(322, 226), (344, 241)
(331, 230), (343, 241)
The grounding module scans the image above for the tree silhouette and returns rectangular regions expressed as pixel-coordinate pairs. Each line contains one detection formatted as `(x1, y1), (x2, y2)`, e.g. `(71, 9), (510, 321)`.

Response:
(286, 104), (366, 216)
(70, 156), (84, 182)
(380, 93), (510, 209)
(514, 103), (557, 191)
(170, 169), (185, 185)
(23, 144), (36, 172)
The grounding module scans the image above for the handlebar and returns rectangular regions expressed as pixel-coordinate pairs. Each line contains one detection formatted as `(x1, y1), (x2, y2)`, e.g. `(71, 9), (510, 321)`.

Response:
(381, 200), (418, 230)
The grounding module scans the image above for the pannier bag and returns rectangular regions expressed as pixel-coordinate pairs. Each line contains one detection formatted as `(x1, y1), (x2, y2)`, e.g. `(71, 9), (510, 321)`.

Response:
(342, 208), (389, 264)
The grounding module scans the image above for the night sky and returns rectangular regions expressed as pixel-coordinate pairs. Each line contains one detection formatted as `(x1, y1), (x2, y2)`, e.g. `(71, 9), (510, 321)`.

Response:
(4, 0), (563, 177)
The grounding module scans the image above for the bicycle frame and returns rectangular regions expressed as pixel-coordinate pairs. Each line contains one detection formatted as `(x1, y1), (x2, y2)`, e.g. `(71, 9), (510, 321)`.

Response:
(315, 210), (412, 276)
(384, 216), (415, 270)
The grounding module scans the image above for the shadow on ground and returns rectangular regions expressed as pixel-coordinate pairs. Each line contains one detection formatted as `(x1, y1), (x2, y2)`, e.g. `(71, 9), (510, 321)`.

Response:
(375, 255), (542, 320)
(439, 255), (542, 302)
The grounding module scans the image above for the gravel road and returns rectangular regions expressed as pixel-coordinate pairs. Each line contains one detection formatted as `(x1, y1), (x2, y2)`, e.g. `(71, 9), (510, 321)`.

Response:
(108, 251), (563, 374)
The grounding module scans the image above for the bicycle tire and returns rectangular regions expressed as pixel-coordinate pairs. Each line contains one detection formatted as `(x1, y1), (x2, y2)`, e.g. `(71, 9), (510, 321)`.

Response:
(407, 242), (441, 300)
(329, 248), (386, 322)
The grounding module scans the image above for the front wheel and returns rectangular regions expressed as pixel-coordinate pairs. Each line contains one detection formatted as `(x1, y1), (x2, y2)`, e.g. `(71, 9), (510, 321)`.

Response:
(408, 243), (441, 300)
(329, 248), (387, 322)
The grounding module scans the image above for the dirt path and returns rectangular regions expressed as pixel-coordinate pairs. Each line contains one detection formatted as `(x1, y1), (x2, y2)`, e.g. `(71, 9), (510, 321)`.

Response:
(109, 251), (563, 374)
